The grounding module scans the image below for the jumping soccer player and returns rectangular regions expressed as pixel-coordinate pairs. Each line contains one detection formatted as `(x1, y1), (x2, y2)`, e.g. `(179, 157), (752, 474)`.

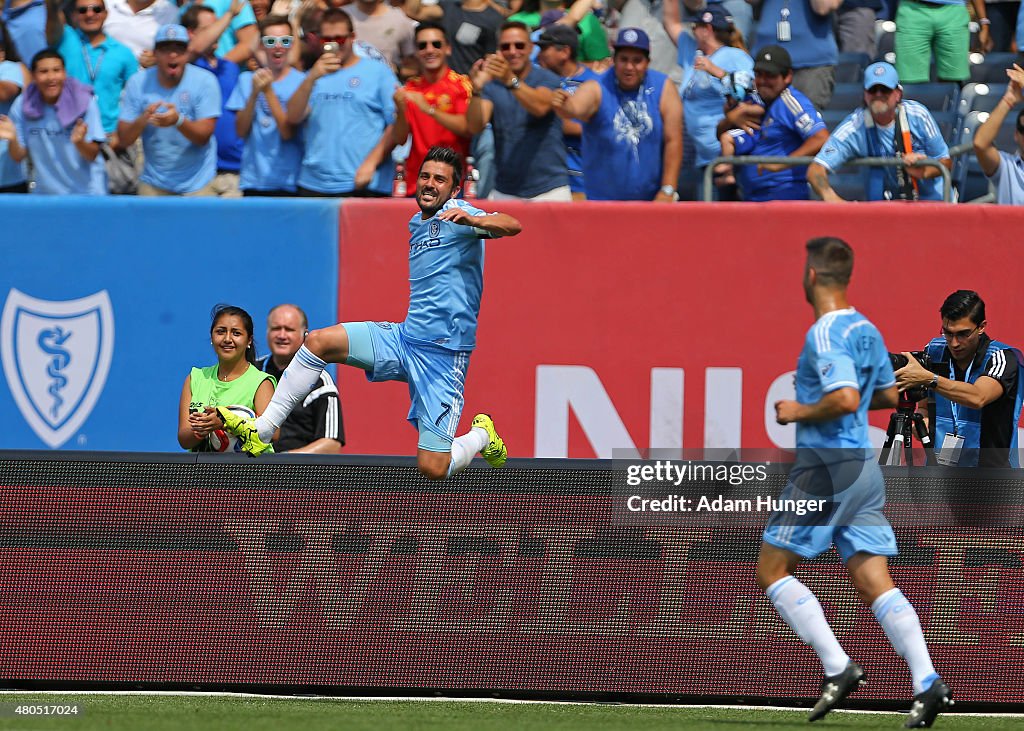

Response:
(760, 237), (952, 728)
(219, 145), (521, 479)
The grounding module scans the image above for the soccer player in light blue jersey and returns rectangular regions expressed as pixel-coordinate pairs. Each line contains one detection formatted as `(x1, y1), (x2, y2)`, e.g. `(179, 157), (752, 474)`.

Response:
(219, 145), (522, 480)
(758, 237), (952, 728)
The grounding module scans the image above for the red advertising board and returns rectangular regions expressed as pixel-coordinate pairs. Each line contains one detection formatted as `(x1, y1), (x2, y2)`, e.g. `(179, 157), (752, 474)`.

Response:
(337, 201), (1024, 457)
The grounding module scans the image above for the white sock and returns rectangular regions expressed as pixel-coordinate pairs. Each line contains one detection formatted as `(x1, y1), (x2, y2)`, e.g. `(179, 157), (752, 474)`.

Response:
(872, 588), (938, 694)
(446, 427), (489, 477)
(254, 345), (326, 441)
(767, 576), (850, 676)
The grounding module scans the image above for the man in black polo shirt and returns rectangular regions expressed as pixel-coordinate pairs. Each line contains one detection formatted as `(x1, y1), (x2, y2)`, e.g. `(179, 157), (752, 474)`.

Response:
(895, 290), (1023, 467)
(258, 304), (345, 454)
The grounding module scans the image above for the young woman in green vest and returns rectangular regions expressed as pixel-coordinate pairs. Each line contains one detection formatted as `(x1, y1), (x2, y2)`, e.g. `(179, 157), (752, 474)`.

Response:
(177, 305), (276, 451)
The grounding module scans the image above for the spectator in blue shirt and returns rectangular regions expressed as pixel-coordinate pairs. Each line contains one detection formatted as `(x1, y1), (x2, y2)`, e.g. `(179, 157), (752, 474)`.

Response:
(117, 23), (221, 195)
(751, 0), (839, 110)
(536, 22), (598, 200)
(45, 0), (137, 137)
(552, 27), (684, 201)
(0, 49), (107, 194)
(973, 62), (1024, 205)
(0, 21), (28, 193)
(226, 14), (305, 195)
(719, 44), (828, 201)
(663, 2), (753, 197)
(286, 8), (396, 196)
(467, 21), (568, 200)
(182, 3), (242, 196)
(2, 0), (47, 67)
(808, 62), (951, 202)
(186, 0), (258, 64)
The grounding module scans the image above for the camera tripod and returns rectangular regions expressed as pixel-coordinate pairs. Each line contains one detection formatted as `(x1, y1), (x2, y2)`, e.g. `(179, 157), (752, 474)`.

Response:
(878, 393), (937, 466)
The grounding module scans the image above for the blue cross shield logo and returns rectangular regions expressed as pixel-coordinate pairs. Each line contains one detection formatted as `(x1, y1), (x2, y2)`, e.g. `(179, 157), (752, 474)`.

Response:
(1, 289), (115, 448)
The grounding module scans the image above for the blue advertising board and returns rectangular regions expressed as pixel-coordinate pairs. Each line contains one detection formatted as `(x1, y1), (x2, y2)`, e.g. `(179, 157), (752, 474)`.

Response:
(0, 196), (340, 451)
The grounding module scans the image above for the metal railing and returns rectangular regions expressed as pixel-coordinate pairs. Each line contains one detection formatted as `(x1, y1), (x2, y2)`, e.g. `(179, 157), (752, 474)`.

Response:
(702, 155), (953, 202)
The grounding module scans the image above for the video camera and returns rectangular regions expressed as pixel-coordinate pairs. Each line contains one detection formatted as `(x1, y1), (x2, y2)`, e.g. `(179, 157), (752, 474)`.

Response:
(889, 350), (933, 404)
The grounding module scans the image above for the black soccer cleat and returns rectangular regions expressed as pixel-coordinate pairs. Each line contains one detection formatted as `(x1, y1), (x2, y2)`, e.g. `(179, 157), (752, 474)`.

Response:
(808, 661), (866, 722)
(905, 679), (953, 728)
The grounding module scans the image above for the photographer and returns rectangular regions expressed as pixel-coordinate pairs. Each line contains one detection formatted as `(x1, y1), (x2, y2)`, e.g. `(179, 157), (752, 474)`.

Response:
(894, 290), (1023, 468)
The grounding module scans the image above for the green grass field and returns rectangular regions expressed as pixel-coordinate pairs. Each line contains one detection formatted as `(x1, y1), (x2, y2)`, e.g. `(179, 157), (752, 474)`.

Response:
(0, 695), (1018, 731)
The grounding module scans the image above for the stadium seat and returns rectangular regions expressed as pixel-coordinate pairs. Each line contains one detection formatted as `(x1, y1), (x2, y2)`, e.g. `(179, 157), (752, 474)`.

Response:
(822, 108), (852, 130)
(875, 20), (896, 61)
(956, 83), (1008, 127)
(830, 171), (869, 201)
(827, 83), (867, 111)
(969, 52), (1022, 83)
(901, 82), (959, 113)
(951, 111), (1005, 202)
(836, 52), (871, 83)
(957, 170), (993, 202)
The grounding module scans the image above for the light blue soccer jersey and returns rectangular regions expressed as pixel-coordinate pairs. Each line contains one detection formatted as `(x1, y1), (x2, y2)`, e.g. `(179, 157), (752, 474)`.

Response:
(680, 46), (753, 167)
(0, 59), (26, 187)
(794, 308), (895, 450)
(813, 100), (949, 201)
(403, 198), (489, 352)
(9, 94), (107, 195)
(296, 58), (397, 194)
(226, 68), (306, 191)
(120, 64), (221, 193)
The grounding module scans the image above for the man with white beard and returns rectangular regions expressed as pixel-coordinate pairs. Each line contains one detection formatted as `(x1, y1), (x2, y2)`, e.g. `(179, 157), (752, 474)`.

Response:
(808, 61), (951, 202)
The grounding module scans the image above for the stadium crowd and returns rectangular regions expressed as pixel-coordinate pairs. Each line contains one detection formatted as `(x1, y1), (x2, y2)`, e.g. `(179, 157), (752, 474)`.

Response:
(0, 0), (1023, 201)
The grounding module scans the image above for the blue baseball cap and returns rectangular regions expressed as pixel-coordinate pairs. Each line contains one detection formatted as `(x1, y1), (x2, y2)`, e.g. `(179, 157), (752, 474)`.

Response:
(688, 4), (734, 31)
(613, 27), (650, 54)
(864, 61), (900, 90)
(154, 24), (189, 46)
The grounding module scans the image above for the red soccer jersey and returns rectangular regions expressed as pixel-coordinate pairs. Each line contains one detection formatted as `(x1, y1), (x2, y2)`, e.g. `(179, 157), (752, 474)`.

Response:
(403, 69), (473, 193)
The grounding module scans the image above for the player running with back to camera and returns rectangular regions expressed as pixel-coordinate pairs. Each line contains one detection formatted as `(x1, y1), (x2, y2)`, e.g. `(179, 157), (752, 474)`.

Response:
(218, 145), (521, 479)
(761, 237), (953, 728)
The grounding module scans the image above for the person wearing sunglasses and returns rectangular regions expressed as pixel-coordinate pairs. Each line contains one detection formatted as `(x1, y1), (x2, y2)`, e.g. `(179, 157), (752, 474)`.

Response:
(895, 290), (1023, 468)
(808, 62), (950, 203)
(226, 14), (305, 195)
(286, 8), (397, 196)
(972, 63), (1024, 205)
(466, 20), (570, 200)
(392, 21), (471, 194)
(402, 0), (504, 77)
(44, 0), (136, 144)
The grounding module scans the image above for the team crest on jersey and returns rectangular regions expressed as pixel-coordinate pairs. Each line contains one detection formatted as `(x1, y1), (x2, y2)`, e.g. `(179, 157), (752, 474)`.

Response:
(349, 77), (361, 88)
(1, 289), (115, 448)
(429, 220), (441, 237)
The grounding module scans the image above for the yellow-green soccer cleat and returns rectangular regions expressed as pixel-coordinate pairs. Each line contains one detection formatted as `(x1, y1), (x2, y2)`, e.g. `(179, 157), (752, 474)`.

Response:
(472, 413), (507, 468)
(216, 407), (273, 457)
